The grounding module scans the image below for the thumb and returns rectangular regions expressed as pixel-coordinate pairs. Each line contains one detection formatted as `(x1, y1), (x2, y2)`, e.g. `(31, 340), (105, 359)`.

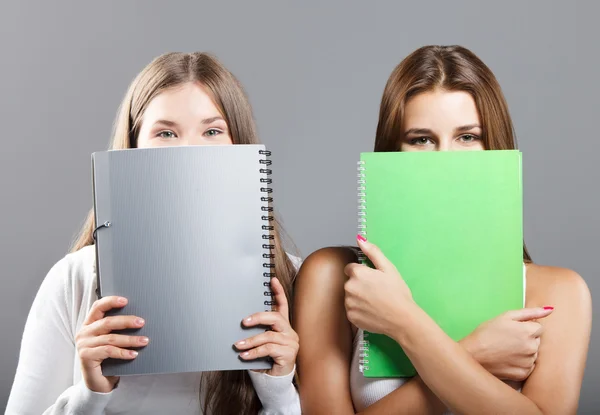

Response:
(270, 277), (289, 322)
(357, 235), (395, 274)
(506, 306), (554, 322)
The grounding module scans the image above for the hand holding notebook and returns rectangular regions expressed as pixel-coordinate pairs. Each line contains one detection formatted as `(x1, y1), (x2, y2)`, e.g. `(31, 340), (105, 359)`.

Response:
(354, 150), (525, 378)
(92, 144), (290, 377)
(346, 235), (549, 382)
(236, 275), (299, 377)
(344, 236), (415, 337)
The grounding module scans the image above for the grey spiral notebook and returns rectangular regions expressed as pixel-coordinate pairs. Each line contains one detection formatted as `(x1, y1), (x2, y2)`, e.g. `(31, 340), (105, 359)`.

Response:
(91, 144), (275, 376)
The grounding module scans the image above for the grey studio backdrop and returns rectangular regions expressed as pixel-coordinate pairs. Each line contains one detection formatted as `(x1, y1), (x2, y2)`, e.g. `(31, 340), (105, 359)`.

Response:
(0, 1), (597, 413)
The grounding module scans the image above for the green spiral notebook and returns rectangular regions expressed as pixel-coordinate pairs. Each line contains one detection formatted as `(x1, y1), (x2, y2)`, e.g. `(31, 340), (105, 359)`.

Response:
(357, 150), (525, 378)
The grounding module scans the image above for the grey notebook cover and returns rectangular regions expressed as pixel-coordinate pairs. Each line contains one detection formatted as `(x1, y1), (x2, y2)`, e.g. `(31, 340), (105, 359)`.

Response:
(91, 144), (274, 376)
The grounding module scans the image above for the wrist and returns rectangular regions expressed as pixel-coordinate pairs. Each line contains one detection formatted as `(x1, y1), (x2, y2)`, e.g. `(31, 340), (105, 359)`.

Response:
(459, 333), (484, 364)
(459, 335), (476, 355)
(267, 365), (295, 377)
(84, 376), (119, 394)
(387, 301), (426, 345)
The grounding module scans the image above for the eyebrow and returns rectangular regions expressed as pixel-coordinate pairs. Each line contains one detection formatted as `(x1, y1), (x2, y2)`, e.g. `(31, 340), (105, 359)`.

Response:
(455, 124), (482, 132)
(201, 116), (225, 125)
(404, 124), (482, 135)
(152, 117), (225, 127)
(153, 119), (179, 128)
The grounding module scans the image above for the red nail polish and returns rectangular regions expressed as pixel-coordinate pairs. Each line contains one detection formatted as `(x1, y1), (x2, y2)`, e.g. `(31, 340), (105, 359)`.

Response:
(357, 234), (367, 242)
(543, 306), (554, 310)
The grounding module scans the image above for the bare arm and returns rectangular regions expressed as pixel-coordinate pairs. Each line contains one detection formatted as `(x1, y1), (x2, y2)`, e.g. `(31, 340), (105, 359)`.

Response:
(293, 248), (446, 415)
(349, 238), (592, 415)
(520, 266), (592, 415)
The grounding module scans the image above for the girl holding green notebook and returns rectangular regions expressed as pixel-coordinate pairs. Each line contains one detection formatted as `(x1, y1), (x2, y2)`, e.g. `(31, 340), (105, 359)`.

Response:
(295, 45), (592, 414)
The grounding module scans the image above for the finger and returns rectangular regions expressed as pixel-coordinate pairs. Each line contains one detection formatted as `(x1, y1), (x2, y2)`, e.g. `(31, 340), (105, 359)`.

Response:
(270, 277), (289, 322)
(79, 345), (138, 363)
(84, 296), (128, 325)
(520, 321), (544, 339)
(344, 262), (372, 279)
(505, 307), (554, 322)
(235, 330), (296, 351)
(79, 333), (149, 350)
(86, 315), (145, 336)
(356, 235), (395, 274)
(239, 343), (295, 363)
(526, 363), (536, 378)
(242, 312), (289, 333)
(531, 322), (544, 338)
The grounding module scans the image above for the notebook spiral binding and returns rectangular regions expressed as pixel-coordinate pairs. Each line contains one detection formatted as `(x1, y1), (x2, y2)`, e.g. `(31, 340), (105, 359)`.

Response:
(357, 160), (366, 263)
(259, 149), (276, 311)
(357, 160), (370, 371)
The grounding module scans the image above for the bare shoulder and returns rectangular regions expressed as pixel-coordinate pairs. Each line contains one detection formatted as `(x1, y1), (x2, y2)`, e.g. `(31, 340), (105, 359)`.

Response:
(295, 246), (358, 286)
(293, 246), (358, 329)
(526, 263), (592, 316)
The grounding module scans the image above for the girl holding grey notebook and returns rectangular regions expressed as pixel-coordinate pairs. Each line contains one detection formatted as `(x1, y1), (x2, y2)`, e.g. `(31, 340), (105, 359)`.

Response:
(295, 45), (592, 414)
(7, 53), (301, 415)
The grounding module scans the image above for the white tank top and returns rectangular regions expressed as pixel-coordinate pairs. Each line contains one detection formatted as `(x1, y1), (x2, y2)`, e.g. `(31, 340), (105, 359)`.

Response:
(349, 265), (527, 413)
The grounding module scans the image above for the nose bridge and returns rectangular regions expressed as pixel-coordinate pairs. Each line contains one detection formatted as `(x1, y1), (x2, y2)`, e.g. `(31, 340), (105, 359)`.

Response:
(188, 133), (206, 145)
(438, 135), (452, 152)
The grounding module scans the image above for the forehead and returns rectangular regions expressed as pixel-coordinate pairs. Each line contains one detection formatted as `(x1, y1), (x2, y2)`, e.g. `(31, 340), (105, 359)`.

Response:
(143, 82), (222, 119)
(403, 89), (480, 128)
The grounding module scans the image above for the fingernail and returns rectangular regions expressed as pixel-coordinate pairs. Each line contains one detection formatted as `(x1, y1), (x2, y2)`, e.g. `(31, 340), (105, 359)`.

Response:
(140, 337), (149, 344)
(242, 352), (250, 356)
(135, 318), (145, 326)
(245, 317), (252, 322)
(130, 350), (138, 357)
(543, 306), (554, 310)
(357, 234), (367, 242)
(118, 297), (127, 305)
(237, 340), (246, 345)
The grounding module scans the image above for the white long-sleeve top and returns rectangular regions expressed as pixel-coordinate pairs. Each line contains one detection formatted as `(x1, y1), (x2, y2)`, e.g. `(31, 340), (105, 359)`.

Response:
(6, 244), (302, 415)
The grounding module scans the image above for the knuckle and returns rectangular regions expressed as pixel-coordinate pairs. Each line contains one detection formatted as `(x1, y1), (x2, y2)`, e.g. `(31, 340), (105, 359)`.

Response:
(79, 348), (90, 360)
(526, 341), (538, 355)
(510, 369), (524, 381)
(347, 264), (360, 278)
(106, 334), (118, 345)
(343, 264), (353, 276)
(530, 323), (542, 335)
(345, 281), (357, 296)
(514, 369), (528, 381)
(343, 279), (351, 291)
(90, 299), (101, 312)
(274, 312), (286, 324)
(100, 318), (111, 330)
(346, 310), (356, 324)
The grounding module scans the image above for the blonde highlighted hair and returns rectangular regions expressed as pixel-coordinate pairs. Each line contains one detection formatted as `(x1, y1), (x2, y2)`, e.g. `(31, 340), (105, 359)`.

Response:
(71, 52), (297, 414)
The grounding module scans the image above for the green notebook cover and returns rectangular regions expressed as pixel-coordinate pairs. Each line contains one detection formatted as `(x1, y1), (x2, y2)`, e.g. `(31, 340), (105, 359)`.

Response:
(358, 150), (524, 378)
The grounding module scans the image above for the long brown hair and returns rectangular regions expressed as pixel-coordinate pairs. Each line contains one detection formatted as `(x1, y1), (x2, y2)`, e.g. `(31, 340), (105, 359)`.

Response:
(374, 45), (532, 262)
(70, 52), (298, 414)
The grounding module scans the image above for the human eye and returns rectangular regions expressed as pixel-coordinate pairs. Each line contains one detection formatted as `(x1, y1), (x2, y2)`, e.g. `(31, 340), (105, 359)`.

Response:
(409, 137), (434, 146)
(156, 130), (178, 140)
(203, 128), (223, 138)
(458, 134), (480, 143)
